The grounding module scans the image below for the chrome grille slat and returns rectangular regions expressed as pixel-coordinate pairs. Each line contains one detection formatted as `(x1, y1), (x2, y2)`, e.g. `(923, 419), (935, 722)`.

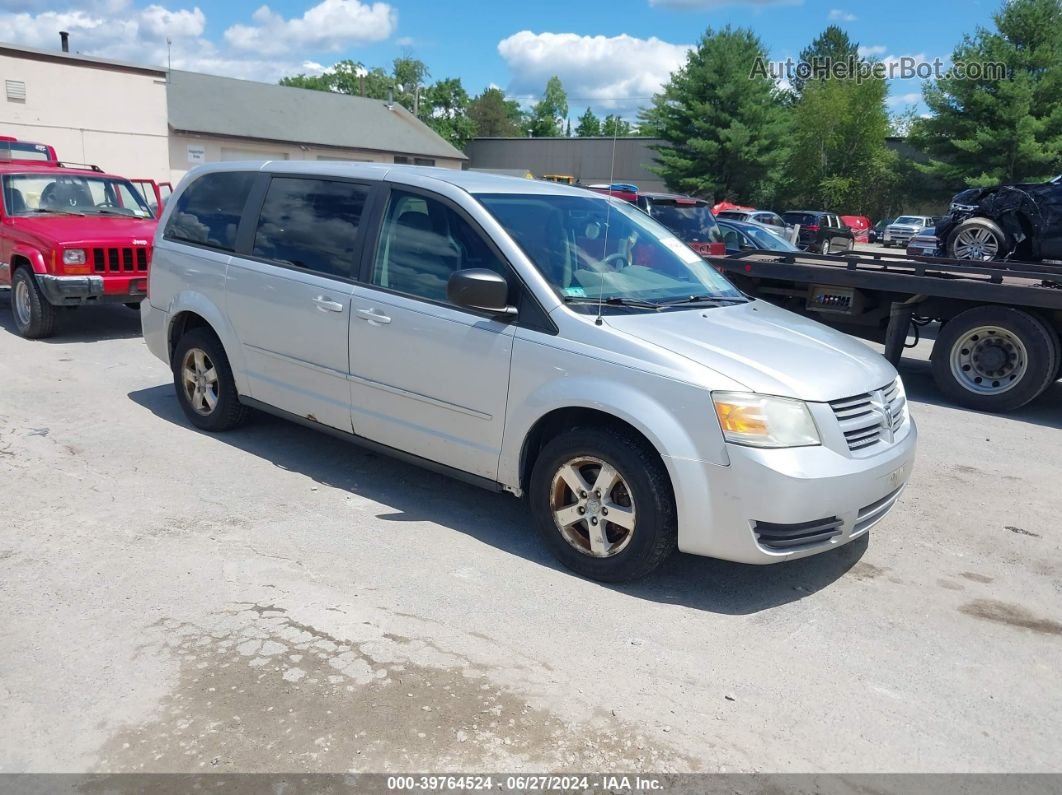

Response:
(830, 379), (906, 453)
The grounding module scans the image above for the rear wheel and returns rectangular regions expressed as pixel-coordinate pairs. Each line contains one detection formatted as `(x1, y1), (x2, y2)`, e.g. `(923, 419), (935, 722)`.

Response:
(529, 427), (676, 581)
(931, 306), (1059, 412)
(172, 328), (246, 431)
(947, 217), (1008, 261)
(819, 239), (831, 255)
(11, 268), (56, 339)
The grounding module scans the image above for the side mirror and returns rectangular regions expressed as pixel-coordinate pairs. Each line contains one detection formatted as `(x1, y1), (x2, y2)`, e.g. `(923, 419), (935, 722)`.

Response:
(447, 269), (516, 316)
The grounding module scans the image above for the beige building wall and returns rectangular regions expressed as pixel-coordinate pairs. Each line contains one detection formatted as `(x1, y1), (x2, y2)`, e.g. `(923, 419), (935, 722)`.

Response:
(168, 133), (464, 185)
(1, 51), (169, 180)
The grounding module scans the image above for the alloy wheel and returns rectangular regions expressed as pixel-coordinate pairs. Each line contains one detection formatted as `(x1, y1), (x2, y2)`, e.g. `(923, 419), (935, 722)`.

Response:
(549, 456), (636, 557)
(180, 347), (220, 416)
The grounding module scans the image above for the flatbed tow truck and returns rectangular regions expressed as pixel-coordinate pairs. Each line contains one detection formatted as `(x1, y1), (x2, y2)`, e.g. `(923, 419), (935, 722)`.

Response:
(706, 248), (1062, 413)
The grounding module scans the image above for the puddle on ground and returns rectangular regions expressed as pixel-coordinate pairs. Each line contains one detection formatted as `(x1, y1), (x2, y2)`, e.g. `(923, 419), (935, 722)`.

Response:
(95, 604), (697, 773)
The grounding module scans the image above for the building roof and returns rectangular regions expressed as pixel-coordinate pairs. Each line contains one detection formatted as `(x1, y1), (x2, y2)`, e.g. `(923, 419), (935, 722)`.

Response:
(167, 71), (466, 162)
(0, 42), (166, 77)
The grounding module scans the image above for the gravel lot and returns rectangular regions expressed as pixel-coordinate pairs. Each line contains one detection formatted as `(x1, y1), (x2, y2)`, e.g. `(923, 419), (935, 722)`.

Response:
(1, 298), (1060, 774)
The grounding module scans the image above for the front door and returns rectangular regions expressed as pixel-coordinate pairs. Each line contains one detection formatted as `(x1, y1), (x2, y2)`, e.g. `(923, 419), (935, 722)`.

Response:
(348, 187), (516, 481)
(225, 175), (373, 432)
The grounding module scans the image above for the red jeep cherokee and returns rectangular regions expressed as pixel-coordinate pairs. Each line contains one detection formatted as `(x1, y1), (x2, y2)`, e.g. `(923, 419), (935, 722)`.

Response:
(0, 159), (157, 338)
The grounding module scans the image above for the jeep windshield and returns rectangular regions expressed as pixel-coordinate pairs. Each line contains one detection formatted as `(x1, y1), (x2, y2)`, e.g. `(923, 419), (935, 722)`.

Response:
(2, 173), (153, 218)
(478, 193), (744, 312)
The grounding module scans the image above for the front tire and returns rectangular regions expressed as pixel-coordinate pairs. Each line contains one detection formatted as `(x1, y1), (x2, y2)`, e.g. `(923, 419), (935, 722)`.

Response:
(529, 427), (677, 581)
(11, 268), (56, 339)
(947, 217), (1008, 261)
(172, 328), (246, 431)
(819, 240), (831, 255)
(931, 306), (1059, 412)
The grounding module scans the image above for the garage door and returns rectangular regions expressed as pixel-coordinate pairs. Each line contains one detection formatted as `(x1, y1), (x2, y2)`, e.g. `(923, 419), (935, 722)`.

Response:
(220, 147), (289, 162)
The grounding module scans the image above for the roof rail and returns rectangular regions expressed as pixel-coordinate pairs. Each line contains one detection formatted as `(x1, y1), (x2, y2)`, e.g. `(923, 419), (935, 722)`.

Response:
(54, 161), (105, 172)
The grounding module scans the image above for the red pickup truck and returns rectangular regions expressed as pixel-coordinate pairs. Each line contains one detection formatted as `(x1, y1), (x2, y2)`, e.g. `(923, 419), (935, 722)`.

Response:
(1, 156), (157, 338)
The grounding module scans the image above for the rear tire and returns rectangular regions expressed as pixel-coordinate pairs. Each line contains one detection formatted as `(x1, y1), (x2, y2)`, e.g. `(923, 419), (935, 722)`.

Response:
(529, 427), (677, 581)
(819, 240), (831, 255)
(931, 306), (1059, 412)
(11, 268), (56, 339)
(172, 328), (246, 431)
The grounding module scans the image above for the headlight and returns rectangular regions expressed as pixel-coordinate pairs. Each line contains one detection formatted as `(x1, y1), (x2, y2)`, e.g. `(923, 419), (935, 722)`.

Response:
(950, 203), (976, 213)
(712, 392), (821, 448)
(63, 249), (87, 265)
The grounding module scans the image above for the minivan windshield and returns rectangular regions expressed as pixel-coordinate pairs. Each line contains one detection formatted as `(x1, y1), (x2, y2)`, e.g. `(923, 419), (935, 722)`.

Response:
(2, 173), (153, 218)
(478, 193), (744, 311)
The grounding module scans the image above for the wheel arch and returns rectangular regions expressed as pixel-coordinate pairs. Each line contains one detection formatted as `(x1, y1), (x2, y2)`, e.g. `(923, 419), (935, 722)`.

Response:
(10, 247), (47, 275)
(164, 291), (250, 395)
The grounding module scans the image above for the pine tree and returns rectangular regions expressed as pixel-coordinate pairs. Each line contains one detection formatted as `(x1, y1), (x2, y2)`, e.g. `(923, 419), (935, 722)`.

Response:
(639, 26), (790, 202)
(911, 0), (1062, 185)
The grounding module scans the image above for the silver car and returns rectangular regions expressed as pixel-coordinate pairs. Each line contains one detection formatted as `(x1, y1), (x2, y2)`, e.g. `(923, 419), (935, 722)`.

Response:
(143, 163), (917, 581)
(883, 216), (936, 247)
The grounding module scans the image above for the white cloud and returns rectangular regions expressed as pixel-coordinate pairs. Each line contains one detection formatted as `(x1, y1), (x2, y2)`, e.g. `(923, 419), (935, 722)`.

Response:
(395, 35), (415, 46)
(650, 0), (800, 7)
(224, 0), (397, 55)
(887, 92), (922, 106)
(498, 31), (691, 114)
(858, 44), (887, 57)
(827, 8), (856, 21)
(0, 0), (402, 83)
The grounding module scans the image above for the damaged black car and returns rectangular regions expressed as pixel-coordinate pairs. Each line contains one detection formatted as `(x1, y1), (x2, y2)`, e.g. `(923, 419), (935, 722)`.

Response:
(935, 175), (1062, 261)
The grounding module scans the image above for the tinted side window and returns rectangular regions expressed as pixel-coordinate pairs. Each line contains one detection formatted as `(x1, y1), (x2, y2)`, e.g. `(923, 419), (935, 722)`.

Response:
(164, 171), (254, 252)
(371, 189), (508, 304)
(252, 177), (369, 279)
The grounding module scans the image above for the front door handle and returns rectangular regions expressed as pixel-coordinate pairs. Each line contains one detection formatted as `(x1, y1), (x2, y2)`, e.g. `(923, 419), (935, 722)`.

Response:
(313, 296), (344, 313)
(356, 308), (392, 325)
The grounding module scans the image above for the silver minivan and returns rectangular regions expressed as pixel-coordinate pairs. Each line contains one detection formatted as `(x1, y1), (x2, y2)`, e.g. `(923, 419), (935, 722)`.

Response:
(143, 163), (917, 581)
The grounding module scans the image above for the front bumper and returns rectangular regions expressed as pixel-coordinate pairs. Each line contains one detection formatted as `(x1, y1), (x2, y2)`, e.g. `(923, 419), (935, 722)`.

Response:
(669, 418), (917, 564)
(36, 274), (147, 305)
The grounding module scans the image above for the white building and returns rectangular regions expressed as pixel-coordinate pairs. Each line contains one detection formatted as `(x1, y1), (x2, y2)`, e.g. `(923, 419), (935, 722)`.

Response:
(0, 42), (466, 182)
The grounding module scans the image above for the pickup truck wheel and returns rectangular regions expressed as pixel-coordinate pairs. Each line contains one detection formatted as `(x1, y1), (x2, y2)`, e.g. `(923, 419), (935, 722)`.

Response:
(931, 306), (1059, 412)
(11, 268), (56, 339)
(172, 328), (246, 431)
(529, 427), (676, 581)
(947, 217), (1007, 261)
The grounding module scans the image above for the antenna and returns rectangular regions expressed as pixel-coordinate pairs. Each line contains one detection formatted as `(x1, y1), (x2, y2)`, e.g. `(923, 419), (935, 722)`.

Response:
(594, 127), (620, 326)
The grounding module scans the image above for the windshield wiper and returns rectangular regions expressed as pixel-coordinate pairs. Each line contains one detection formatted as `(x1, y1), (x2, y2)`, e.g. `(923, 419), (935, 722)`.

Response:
(28, 207), (85, 217)
(89, 207), (138, 216)
(656, 295), (748, 307)
(564, 296), (663, 310)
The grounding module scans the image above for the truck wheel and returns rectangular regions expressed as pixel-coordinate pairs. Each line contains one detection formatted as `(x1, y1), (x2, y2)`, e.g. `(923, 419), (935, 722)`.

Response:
(931, 306), (1059, 412)
(529, 427), (677, 582)
(947, 217), (1008, 261)
(11, 268), (57, 339)
(172, 328), (246, 431)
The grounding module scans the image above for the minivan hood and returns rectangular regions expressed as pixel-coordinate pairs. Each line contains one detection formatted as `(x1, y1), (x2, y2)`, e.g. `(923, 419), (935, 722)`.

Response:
(10, 215), (156, 247)
(603, 300), (895, 401)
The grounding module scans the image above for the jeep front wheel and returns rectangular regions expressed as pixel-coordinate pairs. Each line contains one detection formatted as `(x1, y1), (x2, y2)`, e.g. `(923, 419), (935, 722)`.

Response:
(11, 268), (56, 339)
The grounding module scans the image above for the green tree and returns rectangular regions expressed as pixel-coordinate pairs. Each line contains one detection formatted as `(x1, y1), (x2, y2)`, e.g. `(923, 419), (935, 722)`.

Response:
(784, 76), (897, 215)
(910, 0), (1062, 185)
(421, 77), (477, 149)
(529, 76), (568, 137)
(575, 107), (601, 136)
(639, 26), (790, 203)
(468, 87), (524, 137)
(392, 56), (431, 115)
(791, 25), (860, 97)
(280, 59), (390, 98)
(601, 114), (633, 137)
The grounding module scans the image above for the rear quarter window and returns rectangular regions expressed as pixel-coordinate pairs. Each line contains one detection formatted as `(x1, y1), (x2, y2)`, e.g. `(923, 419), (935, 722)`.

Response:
(164, 171), (255, 252)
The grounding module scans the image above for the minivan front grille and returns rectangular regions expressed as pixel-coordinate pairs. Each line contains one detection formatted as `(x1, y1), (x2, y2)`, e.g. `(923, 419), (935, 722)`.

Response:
(829, 379), (906, 452)
(92, 247), (149, 273)
(754, 516), (844, 550)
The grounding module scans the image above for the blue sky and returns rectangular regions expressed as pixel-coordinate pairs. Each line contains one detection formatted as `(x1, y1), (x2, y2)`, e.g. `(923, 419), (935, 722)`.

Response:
(2, 0), (997, 121)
